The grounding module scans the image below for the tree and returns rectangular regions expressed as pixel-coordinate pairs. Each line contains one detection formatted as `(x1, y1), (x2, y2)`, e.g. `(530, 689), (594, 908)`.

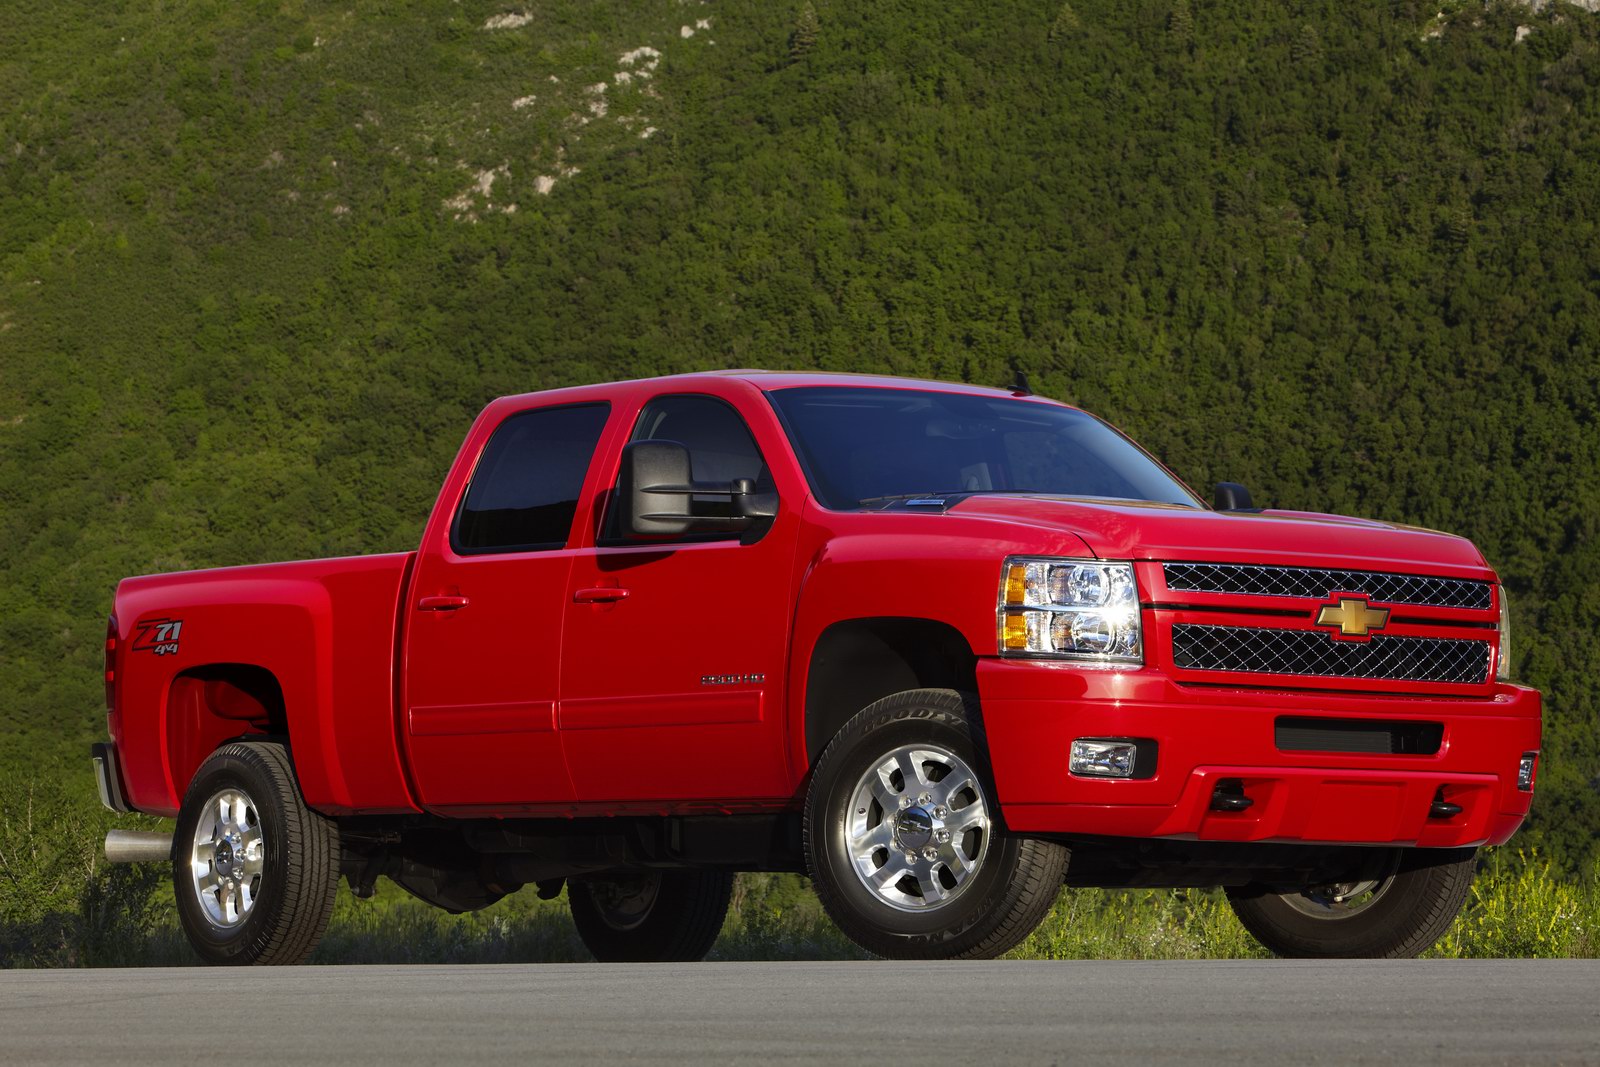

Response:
(1169, 0), (1194, 48)
(790, 2), (820, 63)
(1292, 24), (1323, 66)
(1049, 2), (1080, 42)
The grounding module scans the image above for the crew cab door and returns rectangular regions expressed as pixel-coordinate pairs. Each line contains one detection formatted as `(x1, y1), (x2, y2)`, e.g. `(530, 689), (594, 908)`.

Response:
(559, 390), (800, 803)
(403, 400), (613, 811)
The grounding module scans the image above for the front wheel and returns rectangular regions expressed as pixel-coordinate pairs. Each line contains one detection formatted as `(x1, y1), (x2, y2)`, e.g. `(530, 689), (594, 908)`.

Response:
(1226, 848), (1477, 958)
(804, 689), (1068, 960)
(172, 741), (341, 965)
(569, 870), (734, 962)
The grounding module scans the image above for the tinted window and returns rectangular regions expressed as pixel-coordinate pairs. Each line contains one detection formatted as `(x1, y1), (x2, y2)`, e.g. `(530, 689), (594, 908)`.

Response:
(768, 387), (1199, 510)
(453, 403), (610, 553)
(604, 395), (773, 540)
(633, 395), (767, 485)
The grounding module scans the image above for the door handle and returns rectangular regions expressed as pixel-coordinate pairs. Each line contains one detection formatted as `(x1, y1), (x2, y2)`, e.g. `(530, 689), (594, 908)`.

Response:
(417, 595), (470, 611)
(573, 587), (630, 604)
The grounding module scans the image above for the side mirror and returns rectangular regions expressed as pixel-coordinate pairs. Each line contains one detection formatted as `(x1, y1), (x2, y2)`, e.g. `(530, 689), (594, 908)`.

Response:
(622, 440), (696, 537)
(1213, 482), (1256, 511)
(619, 441), (778, 538)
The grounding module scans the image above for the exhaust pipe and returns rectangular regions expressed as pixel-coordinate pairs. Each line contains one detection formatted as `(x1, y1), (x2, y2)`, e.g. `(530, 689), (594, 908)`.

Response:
(105, 829), (174, 864)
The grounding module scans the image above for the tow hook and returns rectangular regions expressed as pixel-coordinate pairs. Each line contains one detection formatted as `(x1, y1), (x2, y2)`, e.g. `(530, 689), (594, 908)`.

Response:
(1210, 779), (1254, 812)
(1428, 789), (1463, 820)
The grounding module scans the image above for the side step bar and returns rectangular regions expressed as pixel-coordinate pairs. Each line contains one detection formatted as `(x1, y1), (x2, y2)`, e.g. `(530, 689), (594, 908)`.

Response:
(105, 829), (174, 864)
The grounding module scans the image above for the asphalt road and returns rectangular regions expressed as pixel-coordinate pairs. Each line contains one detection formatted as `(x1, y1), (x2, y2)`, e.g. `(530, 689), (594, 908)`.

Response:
(2, 960), (1596, 1064)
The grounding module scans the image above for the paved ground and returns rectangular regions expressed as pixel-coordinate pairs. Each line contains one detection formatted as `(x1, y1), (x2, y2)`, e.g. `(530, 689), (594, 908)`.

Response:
(2, 960), (1596, 1064)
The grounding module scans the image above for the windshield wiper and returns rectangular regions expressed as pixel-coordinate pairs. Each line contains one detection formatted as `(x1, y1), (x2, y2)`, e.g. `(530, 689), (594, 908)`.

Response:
(857, 490), (1027, 507)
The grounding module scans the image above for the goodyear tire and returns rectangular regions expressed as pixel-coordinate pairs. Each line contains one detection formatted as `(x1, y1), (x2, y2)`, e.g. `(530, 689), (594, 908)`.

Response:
(172, 741), (341, 965)
(804, 689), (1068, 960)
(569, 870), (734, 962)
(1226, 847), (1477, 958)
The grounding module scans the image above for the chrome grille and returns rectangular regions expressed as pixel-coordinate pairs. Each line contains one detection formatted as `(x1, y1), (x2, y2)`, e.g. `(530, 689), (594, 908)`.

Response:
(1163, 563), (1492, 610)
(1171, 624), (1490, 685)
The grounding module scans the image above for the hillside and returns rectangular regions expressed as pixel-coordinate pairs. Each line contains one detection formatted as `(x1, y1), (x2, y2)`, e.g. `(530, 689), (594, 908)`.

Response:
(1, 0), (1597, 864)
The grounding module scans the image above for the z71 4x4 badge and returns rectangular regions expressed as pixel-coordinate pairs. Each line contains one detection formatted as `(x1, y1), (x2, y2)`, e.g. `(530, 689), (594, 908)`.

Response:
(132, 618), (184, 656)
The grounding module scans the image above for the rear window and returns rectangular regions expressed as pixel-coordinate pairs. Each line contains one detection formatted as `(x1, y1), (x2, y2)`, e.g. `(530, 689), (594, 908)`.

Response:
(452, 403), (611, 553)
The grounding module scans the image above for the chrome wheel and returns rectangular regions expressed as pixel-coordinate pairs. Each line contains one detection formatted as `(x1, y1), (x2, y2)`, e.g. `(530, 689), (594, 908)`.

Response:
(188, 787), (266, 929)
(585, 874), (662, 932)
(845, 743), (990, 912)
(1280, 877), (1395, 919)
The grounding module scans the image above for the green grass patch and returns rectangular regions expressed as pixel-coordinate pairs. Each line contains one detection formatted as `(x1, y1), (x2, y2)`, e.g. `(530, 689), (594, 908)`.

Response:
(4, 778), (1595, 966)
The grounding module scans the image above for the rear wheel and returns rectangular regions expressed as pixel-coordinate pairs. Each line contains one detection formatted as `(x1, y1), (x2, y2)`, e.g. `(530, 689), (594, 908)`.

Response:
(173, 742), (341, 965)
(804, 689), (1067, 960)
(1226, 848), (1476, 958)
(569, 870), (734, 962)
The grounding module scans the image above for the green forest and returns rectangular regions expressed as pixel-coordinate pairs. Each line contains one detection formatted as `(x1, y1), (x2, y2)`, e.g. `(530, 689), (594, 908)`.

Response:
(2, 0), (1598, 961)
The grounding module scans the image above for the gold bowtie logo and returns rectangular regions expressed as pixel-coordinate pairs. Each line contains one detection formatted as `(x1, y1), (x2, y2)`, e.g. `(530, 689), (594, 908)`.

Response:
(1315, 596), (1390, 638)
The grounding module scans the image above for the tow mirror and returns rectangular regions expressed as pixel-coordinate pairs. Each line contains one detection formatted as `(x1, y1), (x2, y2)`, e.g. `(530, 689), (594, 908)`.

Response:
(619, 440), (778, 538)
(622, 440), (696, 537)
(1213, 482), (1256, 511)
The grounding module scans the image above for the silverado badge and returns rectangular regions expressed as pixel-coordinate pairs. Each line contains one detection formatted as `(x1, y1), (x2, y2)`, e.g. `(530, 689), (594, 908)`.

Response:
(1314, 596), (1389, 640)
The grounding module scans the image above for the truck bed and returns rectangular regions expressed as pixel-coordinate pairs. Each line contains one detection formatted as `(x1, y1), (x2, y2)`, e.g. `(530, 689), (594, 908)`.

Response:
(111, 552), (418, 815)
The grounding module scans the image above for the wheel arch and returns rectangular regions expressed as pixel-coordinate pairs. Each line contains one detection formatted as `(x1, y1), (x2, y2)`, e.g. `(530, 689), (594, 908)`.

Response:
(166, 664), (293, 802)
(800, 617), (979, 767)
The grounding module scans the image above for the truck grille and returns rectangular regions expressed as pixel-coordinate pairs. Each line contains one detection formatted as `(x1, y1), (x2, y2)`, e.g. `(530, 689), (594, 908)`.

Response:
(1171, 624), (1490, 685)
(1162, 563), (1492, 611)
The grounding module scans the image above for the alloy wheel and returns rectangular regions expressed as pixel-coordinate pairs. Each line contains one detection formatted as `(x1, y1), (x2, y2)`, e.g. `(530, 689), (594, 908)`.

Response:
(843, 743), (990, 912)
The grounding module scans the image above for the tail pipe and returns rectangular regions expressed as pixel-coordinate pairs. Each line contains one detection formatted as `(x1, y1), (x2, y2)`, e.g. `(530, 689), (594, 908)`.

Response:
(105, 829), (174, 864)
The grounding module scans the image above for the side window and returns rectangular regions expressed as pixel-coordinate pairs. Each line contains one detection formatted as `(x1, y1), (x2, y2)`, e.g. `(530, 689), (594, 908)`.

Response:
(604, 394), (772, 541)
(452, 403), (611, 554)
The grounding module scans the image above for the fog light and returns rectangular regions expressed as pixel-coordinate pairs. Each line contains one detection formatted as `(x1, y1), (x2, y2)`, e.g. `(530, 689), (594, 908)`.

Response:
(1517, 751), (1538, 792)
(1070, 739), (1138, 778)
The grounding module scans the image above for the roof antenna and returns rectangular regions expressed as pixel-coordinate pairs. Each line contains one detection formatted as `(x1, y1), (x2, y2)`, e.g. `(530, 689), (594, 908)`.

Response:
(1011, 368), (1033, 396)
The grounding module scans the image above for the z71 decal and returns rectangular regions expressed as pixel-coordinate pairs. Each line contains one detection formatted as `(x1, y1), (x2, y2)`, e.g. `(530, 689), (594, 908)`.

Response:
(132, 618), (184, 656)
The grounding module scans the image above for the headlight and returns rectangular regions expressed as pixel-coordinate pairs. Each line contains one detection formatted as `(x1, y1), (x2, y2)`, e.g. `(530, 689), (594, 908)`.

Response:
(1496, 584), (1511, 681)
(999, 557), (1142, 662)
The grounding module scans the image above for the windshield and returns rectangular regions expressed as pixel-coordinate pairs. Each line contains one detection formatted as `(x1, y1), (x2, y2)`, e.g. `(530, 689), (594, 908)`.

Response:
(768, 386), (1201, 510)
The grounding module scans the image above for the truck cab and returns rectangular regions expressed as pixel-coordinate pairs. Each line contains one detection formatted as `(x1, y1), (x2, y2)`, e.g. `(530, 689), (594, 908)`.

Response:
(95, 371), (1540, 963)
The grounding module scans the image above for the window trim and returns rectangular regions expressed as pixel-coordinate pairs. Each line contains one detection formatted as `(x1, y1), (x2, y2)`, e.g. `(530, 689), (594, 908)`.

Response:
(449, 400), (613, 557)
(598, 392), (777, 547)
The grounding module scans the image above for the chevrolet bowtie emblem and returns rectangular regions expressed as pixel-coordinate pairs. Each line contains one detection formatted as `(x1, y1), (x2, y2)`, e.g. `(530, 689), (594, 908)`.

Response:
(1315, 596), (1390, 638)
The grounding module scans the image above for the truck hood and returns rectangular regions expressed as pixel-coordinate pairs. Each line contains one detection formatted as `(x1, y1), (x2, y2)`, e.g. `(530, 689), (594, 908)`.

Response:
(946, 495), (1492, 578)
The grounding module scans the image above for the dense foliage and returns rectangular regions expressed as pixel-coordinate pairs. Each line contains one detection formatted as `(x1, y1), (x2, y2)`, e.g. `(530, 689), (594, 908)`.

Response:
(1, 0), (1596, 879)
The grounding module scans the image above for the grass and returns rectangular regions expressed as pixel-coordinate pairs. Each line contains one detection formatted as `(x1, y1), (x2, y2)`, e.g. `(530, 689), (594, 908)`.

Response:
(36, 857), (1594, 968)
(5, 777), (1595, 966)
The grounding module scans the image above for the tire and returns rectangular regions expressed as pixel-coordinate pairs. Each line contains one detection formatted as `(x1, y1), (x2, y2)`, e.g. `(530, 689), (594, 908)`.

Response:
(173, 741), (341, 965)
(1226, 847), (1477, 959)
(569, 870), (734, 962)
(804, 688), (1068, 960)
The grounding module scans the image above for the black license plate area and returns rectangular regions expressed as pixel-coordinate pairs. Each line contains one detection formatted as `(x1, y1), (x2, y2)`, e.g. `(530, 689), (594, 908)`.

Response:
(1274, 716), (1443, 755)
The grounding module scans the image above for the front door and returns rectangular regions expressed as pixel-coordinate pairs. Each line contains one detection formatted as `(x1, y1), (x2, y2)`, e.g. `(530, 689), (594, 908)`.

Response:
(559, 392), (798, 804)
(404, 401), (612, 812)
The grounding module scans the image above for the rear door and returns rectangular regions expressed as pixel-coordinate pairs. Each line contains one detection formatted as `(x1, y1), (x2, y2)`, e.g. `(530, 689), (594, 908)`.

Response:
(558, 389), (801, 804)
(403, 400), (613, 812)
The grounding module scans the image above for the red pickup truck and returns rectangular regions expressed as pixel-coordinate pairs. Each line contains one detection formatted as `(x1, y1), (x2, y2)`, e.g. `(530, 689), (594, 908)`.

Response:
(94, 371), (1540, 964)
